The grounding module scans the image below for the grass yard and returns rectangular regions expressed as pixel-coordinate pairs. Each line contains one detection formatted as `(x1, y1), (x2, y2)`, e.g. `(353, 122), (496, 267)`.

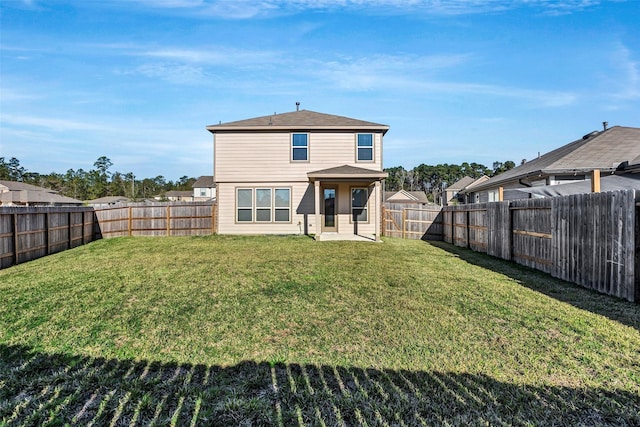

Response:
(1, 235), (639, 426)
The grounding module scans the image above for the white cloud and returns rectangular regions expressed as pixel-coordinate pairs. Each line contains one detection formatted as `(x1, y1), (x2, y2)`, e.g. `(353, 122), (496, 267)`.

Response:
(608, 42), (640, 101)
(0, 114), (110, 132)
(123, 0), (608, 18)
(131, 63), (208, 84)
(141, 47), (281, 65)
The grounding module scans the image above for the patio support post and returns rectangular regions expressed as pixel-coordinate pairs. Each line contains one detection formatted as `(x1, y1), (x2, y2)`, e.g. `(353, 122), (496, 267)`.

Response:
(314, 180), (321, 240)
(375, 181), (381, 241)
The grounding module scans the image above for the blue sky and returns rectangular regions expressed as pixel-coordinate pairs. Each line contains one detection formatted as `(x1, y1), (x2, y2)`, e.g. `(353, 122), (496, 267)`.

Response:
(1, 0), (639, 180)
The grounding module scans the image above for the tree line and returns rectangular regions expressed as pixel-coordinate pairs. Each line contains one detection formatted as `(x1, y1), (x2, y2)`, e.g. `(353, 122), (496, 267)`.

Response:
(1, 155), (516, 203)
(0, 156), (196, 201)
(384, 161), (516, 202)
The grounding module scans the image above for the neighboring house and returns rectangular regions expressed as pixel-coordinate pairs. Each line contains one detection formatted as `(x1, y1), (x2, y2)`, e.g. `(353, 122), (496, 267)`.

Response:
(462, 126), (640, 203)
(384, 189), (430, 205)
(85, 196), (131, 207)
(0, 180), (83, 206)
(511, 174), (640, 198)
(625, 155), (640, 173)
(206, 109), (389, 240)
(162, 191), (194, 202)
(443, 176), (476, 206)
(192, 176), (216, 201)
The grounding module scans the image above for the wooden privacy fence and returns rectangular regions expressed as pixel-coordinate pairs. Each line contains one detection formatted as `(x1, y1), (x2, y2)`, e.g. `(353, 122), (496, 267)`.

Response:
(0, 206), (96, 269)
(382, 203), (443, 240)
(0, 203), (218, 269)
(441, 190), (639, 302)
(94, 202), (217, 238)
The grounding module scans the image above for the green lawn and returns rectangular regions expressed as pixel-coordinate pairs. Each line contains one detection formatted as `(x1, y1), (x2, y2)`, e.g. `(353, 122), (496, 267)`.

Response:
(1, 235), (639, 426)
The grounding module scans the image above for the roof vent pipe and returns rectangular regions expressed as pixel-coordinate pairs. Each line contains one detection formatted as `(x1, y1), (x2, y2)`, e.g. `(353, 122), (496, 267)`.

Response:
(296, 102), (300, 111)
(602, 121), (608, 131)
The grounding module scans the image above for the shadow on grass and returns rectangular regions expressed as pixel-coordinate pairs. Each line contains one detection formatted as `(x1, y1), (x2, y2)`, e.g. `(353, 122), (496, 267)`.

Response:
(1, 344), (639, 426)
(427, 241), (640, 331)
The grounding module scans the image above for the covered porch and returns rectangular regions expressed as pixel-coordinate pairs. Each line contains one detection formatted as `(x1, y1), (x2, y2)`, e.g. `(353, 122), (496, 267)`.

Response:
(307, 165), (388, 242)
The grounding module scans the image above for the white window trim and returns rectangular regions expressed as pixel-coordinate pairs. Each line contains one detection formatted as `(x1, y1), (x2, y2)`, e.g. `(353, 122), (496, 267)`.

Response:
(291, 133), (310, 162)
(356, 133), (374, 162)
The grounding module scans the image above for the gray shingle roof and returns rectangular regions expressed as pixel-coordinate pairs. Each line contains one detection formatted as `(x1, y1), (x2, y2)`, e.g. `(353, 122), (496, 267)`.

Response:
(0, 180), (53, 192)
(85, 196), (131, 204)
(207, 110), (389, 134)
(469, 126), (640, 191)
(0, 189), (83, 205)
(307, 165), (388, 180)
(192, 176), (215, 188)
(447, 176), (476, 191)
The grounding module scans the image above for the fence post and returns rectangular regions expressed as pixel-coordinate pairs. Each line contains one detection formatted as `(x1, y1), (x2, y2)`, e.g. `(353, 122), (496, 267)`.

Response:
(381, 206), (385, 237)
(466, 208), (470, 248)
(166, 205), (171, 236)
(635, 196), (640, 302)
(128, 207), (133, 236)
(13, 213), (19, 265)
(68, 211), (73, 249)
(45, 212), (50, 255)
(402, 208), (407, 239)
(212, 204), (216, 234)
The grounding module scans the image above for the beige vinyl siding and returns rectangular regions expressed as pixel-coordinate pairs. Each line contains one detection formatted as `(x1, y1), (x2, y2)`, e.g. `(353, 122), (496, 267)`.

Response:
(217, 181), (315, 235)
(218, 181), (379, 236)
(215, 132), (383, 183)
(334, 185), (376, 235)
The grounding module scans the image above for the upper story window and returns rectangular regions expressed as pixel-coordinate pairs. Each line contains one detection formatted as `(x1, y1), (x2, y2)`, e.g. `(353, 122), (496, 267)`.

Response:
(357, 134), (373, 161)
(292, 133), (308, 161)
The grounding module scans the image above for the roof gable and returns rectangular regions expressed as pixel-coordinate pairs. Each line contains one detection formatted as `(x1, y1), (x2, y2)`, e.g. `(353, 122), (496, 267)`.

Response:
(447, 176), (476, 191)
(207, 110), (389, 134)
(387, 190), (418, 201)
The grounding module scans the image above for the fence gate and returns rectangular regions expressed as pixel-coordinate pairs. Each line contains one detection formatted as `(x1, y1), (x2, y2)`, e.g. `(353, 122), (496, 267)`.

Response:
(382, 203), (443, 240)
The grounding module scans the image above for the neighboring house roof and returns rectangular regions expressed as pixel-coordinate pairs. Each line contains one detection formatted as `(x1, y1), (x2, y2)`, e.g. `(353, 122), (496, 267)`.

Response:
(164, 191), (193, 197)
(465, 175), (490, 189)
(193, 175), (215, 188)
(384, 190), (429, 203)
(0, 180), (53, 192)
(447, 176), (476, 191)
(467, 126), (640, 192)
(85, 196), (131, 204)
(626, 155), (640, 172)
(0, 180), (83, 205)
(513, 174), (640, 198)
(207, 109), (389, 135)
(0, 190), (83, 205)
(307, 165), (388, 181)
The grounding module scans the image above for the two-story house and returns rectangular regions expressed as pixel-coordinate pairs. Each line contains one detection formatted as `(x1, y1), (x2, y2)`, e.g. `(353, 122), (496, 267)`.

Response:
(192, 175), (216, 201)
(206, 109), (388, 241)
